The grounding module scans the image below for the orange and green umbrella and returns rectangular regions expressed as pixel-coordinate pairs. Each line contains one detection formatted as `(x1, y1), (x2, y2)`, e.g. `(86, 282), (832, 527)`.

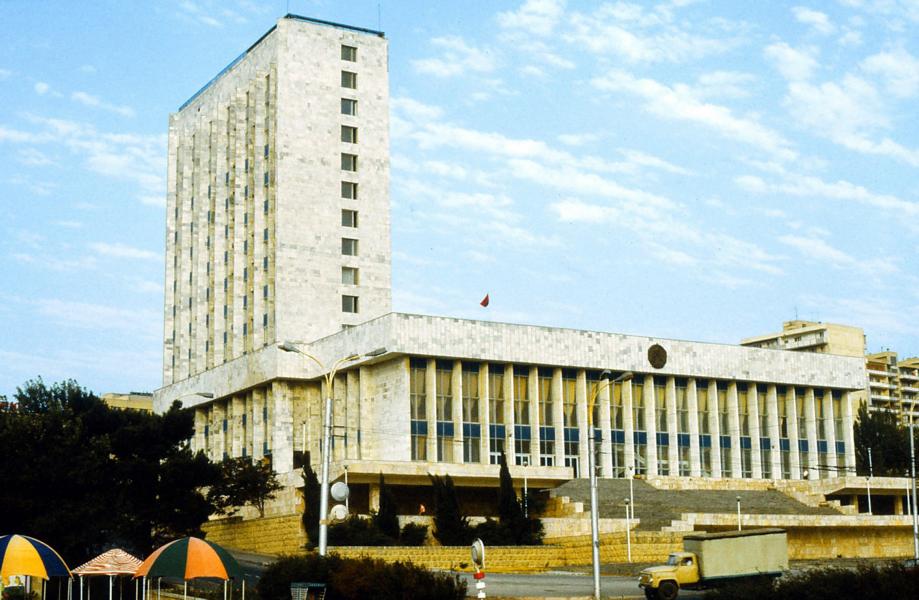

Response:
(0, 535), (71, 581)
(134, 538), (241, 581)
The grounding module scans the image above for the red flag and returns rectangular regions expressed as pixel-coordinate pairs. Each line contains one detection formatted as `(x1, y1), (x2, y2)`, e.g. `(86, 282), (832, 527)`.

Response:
(480, 293), (489, 307)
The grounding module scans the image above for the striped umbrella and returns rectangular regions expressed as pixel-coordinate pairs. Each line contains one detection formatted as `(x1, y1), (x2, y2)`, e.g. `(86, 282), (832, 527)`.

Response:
(0, 535), (71, 581)
(135, 538), (241, 581)
(73, 549), (143, 600)
(135, 538), (243, 600)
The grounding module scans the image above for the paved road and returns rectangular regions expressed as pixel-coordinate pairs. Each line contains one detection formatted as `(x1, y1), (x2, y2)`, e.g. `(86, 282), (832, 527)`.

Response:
(455, 571), (706, 599)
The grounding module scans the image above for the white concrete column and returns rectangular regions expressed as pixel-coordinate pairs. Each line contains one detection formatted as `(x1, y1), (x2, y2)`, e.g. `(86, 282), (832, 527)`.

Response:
(452, 361), (464, 464)
(479, 363), (490, 465)
(193, 407), (207, 454)
(345, 371), (360, 460)
(843, 391), (857, 474)
(749, 386), (763, 479)
(529, 366), (540, 467)
(212, 401), (226, 460)
(252, 388), (265, 460)
(787, 388), (802, 479)
(766, 385), (781, 479)
(231, 395), (245, 458)
(804, 388), (819, 479)
(576, 370), (589, 478)
(666, 377), (679, 475)
(688, 379), (701, 477)
(357, 366), (372, 461)
(728, 382), (742, 478)
(644, 375), (658, 477)
(552, 368), (565, 467)
(623, 378), (635, 478)
(823, 390), (838, 476)
(708, 382), (722, 479)
(504, 365), (515, 463)
(425, 359), (437, 461)
(599, 382), (613, 477)
(271, 380), (293, 473)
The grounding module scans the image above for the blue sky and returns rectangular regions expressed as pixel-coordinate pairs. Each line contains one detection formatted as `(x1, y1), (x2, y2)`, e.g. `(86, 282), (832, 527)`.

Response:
(2, 0), (918, 397)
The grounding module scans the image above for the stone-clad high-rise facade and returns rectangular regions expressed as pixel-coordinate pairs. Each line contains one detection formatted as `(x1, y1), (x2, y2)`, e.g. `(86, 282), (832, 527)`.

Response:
(163, 15), (391, 385)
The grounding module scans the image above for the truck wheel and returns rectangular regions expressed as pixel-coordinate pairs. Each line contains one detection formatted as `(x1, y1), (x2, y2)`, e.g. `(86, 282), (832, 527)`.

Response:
(644, 589), (657, 600)
(657, 580), (679, 600)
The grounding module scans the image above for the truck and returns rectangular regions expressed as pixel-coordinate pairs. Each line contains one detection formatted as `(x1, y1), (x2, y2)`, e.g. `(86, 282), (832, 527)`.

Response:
(638, 528), (788, 600)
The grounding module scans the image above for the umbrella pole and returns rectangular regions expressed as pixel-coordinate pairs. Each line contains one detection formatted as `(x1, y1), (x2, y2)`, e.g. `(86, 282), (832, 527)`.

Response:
(109, 576), (113, 600)
(183, 581), (186, 600)
(223, 580), (226, 600)
(242, 580), (245, 600)
(79, 575), (83, 600)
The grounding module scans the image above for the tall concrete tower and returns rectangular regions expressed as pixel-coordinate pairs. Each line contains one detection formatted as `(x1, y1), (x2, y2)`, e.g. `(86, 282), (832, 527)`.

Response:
(163, 15), (391, 385)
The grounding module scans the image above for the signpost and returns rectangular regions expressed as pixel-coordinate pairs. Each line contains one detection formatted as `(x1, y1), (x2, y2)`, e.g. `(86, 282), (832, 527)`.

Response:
(470, 539), (486, 599)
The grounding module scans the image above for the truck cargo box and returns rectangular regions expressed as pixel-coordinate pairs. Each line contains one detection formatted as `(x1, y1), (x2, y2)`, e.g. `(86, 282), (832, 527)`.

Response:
(683, 528), (788, 581)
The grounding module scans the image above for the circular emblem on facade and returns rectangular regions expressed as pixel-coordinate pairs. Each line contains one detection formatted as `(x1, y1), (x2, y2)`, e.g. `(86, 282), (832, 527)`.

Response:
(648, 344), (668, 369)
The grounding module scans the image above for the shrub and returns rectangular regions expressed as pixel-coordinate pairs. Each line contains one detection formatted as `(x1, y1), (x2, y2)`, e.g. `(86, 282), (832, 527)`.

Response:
(399, 522), (428, 546)
(256, 553), (466, 600)
(702, 562), (919, 600)
(328, 515), (394, 546)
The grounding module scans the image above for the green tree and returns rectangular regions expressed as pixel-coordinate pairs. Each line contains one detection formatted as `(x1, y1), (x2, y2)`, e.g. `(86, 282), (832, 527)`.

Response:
(496, 452), (523, 526)
(853, 402), (910, 476)
(301, 462), (322, 548)
(0, 378), (224, 561)
(209, 457), (283, 517)
(372, 472), (400, 540)
(429, 474), (471, 545)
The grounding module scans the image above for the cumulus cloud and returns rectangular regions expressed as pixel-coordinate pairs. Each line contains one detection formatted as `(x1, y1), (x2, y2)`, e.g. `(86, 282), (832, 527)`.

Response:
(89, 242), (161, 261)
(764, 42), (819, 81)
(793, 6), (835, 34)
(71, 91), (136, 117)
(592, 70), (797, 160)
(412, 36), (496, 78)
(861, 47), (919, 97)
(497, 0), (566, 36)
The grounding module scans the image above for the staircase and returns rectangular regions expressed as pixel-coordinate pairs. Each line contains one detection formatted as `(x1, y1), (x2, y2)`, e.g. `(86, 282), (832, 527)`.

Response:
(551, 479), (842, 531)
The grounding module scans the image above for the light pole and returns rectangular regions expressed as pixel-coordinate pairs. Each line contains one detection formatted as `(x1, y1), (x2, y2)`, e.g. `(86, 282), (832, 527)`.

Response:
(910, 421), (919, 560)
(279, 341), (386, 556)
(736, 495), (742, 531)
(587, 370), (634, 600)
(624, 498), (632, 563)
(628, 465), (635, 521)
(867, 446), (873, 515)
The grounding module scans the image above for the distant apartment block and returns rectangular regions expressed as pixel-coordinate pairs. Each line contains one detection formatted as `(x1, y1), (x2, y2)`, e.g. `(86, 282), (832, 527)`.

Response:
(744, 320), (919, 423)
(101, 392), (153, 412)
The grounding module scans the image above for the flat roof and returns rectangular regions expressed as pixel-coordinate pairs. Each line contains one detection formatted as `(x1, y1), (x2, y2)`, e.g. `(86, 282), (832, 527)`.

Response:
(177, 13), (384, 112)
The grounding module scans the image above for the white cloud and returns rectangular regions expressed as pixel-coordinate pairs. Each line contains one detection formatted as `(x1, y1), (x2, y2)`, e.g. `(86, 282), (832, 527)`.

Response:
(34, 82), (49, 95)
(592, 70), (797, 160)
(764, 42), (819, 81)
(793, 6), (835, 34)
(17, 147), (54, 166)
(557, 133), (598, 146)
(35, 298), (160, 338)
(497, 0), (566, 36)
(54, 220), (82, 229)
(780, 234), (899, 276)
(89, 242), (161, 261)
(861, 48), (919, 97)
(79, 64), (97, 74)
(0, 69), (11, 80)
(564, 3), (735, 64)
(71, 91), (136, 118)
(694, 70), (757, 99)
(412, 36), (496, 78)
(139, 195), (166, 207)
(735, 169), (919, 217)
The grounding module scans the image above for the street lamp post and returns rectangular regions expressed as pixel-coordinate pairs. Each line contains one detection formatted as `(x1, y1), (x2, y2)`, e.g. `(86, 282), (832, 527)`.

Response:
(624, 498), (632, 563)
(910, 422), (919, 560)
(587, 370), (633, 600)
(736, 495), (742, 531)
(867, 447), (873, 515)
(279, 341), (386, 556)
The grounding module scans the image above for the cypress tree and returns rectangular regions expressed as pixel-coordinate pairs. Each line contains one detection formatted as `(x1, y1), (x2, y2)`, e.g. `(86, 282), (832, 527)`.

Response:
(430, 474), (471, 545)
(374, 472), (400, 540)
(301, 463), (321, 548)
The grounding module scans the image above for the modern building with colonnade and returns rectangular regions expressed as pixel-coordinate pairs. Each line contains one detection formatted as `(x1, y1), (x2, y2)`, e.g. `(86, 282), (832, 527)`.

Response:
(154, 15), (867, 513)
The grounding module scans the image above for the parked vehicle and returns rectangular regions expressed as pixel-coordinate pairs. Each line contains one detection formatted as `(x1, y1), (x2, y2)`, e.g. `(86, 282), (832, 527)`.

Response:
(638, 528), (788, 600)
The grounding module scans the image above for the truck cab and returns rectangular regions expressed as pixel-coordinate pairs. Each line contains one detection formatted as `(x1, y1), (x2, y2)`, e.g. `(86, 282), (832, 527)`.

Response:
(638, 552), (699, 600)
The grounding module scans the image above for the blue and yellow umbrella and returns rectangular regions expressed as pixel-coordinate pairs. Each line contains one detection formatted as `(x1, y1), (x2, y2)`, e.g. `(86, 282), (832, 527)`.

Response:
(0, 535), (71, 581)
